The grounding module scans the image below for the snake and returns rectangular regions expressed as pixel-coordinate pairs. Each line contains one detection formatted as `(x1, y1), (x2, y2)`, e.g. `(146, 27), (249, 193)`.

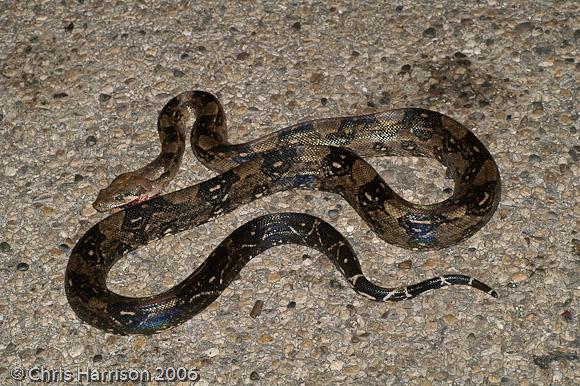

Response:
(65, 90), (501, 335)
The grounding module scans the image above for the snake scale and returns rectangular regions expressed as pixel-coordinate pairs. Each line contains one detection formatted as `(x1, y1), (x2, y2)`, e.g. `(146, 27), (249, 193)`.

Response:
(65, 91), (501, 335)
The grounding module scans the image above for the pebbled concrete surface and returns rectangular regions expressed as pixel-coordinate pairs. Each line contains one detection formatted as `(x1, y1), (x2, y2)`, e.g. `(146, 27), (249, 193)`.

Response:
(0, 1), (577, 385)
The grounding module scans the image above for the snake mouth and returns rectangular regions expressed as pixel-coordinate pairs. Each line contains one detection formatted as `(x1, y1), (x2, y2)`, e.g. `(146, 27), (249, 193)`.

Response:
(93, 197), (136, 212)
(109, 201), (137, 213)
(115, 194), (152, 211)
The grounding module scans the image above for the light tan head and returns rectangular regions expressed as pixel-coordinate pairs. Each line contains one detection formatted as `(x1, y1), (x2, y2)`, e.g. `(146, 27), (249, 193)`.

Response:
(93, 172), (155, 212)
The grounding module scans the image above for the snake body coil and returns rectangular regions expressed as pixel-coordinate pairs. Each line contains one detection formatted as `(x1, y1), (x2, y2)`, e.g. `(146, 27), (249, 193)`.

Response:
(65, 91), (500, 334)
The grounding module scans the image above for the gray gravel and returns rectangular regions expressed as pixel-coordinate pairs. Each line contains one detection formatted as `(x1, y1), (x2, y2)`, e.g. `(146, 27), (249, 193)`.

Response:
(0, 1), (577, 385)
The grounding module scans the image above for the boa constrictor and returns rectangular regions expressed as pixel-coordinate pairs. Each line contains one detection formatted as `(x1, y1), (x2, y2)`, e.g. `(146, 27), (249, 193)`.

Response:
(65, 91), (501, 335)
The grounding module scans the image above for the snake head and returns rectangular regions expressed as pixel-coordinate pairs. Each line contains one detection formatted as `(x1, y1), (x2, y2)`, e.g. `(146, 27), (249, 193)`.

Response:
(93, 172), (155, 212)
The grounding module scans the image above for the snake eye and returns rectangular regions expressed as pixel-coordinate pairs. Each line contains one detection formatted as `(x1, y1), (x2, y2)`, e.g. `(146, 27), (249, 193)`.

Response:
(114, 194), (125, 202)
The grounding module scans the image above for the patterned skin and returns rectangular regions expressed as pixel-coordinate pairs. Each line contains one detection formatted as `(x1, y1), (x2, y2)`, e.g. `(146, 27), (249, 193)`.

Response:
(66, 91), (500, 334)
